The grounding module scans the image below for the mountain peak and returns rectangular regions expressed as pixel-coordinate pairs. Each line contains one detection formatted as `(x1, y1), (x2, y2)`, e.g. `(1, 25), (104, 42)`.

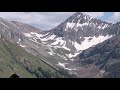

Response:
(65, 12), (94, 24)
(73, 12), (93, 18)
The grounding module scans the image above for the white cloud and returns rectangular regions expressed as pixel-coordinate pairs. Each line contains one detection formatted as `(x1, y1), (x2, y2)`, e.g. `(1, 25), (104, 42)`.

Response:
(82, 12), (105, 18)
(0, 12), (105, 30)
(107, 12), (120, 22)
(0, 12), (75, 30)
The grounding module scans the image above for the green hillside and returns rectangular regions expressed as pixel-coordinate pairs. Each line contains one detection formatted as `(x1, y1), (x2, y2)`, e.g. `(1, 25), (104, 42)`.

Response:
(0, 38), (71, 78)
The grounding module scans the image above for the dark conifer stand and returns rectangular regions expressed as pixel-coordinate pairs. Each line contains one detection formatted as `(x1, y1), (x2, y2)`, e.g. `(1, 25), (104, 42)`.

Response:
(10, 74), (20, 78)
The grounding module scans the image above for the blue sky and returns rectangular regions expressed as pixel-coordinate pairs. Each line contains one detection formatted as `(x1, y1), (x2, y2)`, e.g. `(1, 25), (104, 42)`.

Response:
(97, 12), (113, 21)
(0, 12), (119, 30)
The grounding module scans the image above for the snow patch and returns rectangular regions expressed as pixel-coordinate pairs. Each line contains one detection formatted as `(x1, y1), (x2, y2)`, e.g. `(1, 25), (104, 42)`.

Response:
(76, 22), (89, 27)
(66, 22), (76, 29)
(46, 34), (56, 40)
(97, 24), (109, 29)
(73, 35), (113, 51)
(100, 70), (105, 75)
(68, 51), (82, 58)
(97, 69), (105, 77)
(48, 47), (56, 55)
(61, 41), (70, 51)
(74, 42), (81, 51)
(48, 52), (54, 55)
(66, 22), (89, 31)
(57, 62), (77, 71)
(58, 62), (67, 68)
(51, 40), (59, 46)
(17, 37), (21, 44)
(102, 24), (108, 29)
(23, 33), (32, 37)
(40, 34), (56, 41)
(51, 37), (63, 46)
(23, 32), (43, 39)
(30, 32), (43, 38)
(69, 59), (74, 61)
(97, 26), (102, 29)
(20, 44), (26, 47)
(40, 37), (48, 41)
(29, 38), (41, 44)
(51, 37), (70, 51)
(57, 53), (68, 60)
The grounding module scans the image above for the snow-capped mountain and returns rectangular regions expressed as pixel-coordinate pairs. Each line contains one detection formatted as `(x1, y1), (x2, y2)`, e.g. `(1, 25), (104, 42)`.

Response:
(1, 12), (120, 78)
(22, 13), (114, 60)
(39, 12), (114, 53)
(18, 12), (118, 67)
(21, 12), (115, 62)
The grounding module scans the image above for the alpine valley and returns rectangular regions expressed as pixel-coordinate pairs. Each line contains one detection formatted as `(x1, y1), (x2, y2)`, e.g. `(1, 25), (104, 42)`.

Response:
(0, 12), (120, 78)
